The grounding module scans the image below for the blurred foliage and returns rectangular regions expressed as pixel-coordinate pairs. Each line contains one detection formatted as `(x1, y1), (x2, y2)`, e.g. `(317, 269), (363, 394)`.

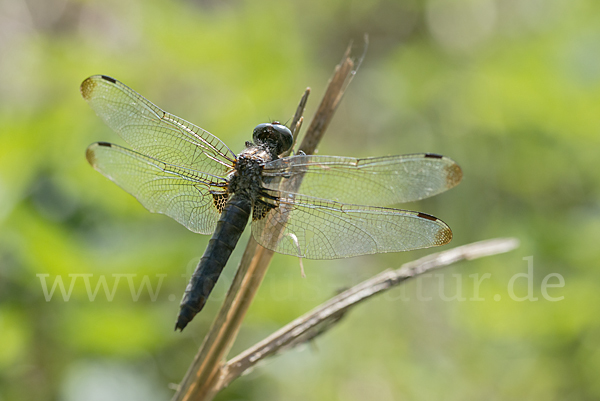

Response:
(1, 0), (599, 400)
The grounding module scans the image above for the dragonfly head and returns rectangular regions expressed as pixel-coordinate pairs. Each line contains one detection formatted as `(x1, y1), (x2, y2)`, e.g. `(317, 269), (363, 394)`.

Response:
(252, 122), (293, 156)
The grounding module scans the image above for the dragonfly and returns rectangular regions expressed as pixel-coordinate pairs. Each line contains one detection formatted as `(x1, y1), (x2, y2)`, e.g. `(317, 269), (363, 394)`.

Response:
(82, 75), (462, 331)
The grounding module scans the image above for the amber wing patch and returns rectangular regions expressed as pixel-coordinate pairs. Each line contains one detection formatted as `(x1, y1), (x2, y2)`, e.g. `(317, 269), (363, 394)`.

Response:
(252, 200), (277, 221)
(445, 162), (463, 189)
(212, 193), (229, 214)
(80, 77), (97, 100)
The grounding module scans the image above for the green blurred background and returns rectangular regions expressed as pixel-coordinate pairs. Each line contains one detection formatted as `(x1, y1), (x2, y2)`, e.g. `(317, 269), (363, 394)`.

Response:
(1, 0), (599, 399)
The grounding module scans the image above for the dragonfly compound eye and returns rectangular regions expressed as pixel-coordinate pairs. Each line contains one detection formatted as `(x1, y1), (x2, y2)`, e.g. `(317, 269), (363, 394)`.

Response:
(252, 123), (293, 155)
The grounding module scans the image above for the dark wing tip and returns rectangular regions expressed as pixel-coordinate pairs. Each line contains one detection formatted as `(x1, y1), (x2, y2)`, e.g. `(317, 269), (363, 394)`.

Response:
(86, 142), (112, 166)
(85, 146), (97, 166)
(436, 226), (453, 245)
(445, 162), (463, 189)
(80, 76), (97, 100)
(80, 75), (117, 100)
(423, 153), (463, 189)
(417, 212), (453, 245)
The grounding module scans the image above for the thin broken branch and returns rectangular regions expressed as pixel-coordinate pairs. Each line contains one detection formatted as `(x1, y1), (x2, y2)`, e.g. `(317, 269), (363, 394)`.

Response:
(298, 40), (365, 155)
(216, 237), (519, 390)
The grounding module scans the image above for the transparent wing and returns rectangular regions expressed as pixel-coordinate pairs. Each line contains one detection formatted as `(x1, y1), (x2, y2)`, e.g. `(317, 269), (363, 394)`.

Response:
(252, 191), (452, 259)
(86, 142), (227, 234)
(262, 154), (462, 206)
(81, 75), (236, 178)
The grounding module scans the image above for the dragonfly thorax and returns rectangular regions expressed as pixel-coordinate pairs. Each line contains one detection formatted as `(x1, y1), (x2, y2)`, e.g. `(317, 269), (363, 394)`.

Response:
(228, 148), (272, 202)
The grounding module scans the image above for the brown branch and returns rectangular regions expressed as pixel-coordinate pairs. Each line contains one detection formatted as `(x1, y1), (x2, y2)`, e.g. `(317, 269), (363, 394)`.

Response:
(172, 43), (362, 401)
(215, 237), (519, 390)
(282, 88), (310, 158)
(298, 40), (365, 155)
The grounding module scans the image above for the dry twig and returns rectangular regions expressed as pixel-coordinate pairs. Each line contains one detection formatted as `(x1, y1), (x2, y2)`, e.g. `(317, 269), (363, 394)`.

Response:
(215, 237), (519, 390)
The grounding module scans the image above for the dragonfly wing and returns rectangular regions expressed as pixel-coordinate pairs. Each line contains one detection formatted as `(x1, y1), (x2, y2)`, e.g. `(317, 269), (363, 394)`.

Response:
(251, 191), (452, 259)
(262, 154), (462, 206)
(87, 142), (226, 234)
(81, 75), (235, 178)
